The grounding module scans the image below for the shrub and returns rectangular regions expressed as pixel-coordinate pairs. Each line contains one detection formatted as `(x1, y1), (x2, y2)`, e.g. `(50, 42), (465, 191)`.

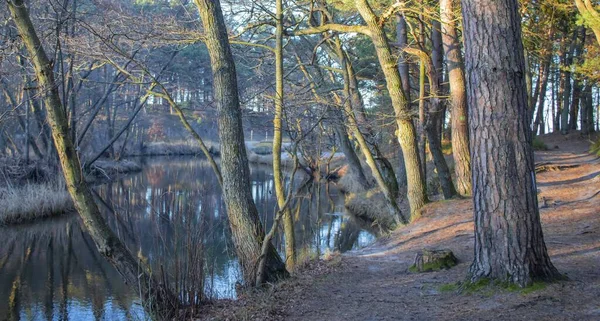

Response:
(532, 137), (548, 151)
(590, 140), (600, 156)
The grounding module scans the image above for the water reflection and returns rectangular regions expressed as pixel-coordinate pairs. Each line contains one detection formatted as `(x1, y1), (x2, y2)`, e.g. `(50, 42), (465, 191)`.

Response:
(0, 156), (375, 320)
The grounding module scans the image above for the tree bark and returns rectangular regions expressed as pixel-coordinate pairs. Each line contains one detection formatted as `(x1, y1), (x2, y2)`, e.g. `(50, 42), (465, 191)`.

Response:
(274, 0), (296, 271)
(561, 29), (578, 134)
(440, 0), (472, 196)
(533, 58), (551, 135)
(569, 27), (586, 130)
(405, 48), (457, 200)
(355, 0), (428, 219)
(6, 0), (177, 314)
(461, 0), (561, 286)
(193, 0), (288, 285)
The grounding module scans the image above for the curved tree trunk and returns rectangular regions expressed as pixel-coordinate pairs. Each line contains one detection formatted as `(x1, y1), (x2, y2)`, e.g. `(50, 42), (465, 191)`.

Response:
(461, 0), (561, 286)
(6, 0), (177, 315)
(194, 0), (288, 285)
(440, 0), (472, 196)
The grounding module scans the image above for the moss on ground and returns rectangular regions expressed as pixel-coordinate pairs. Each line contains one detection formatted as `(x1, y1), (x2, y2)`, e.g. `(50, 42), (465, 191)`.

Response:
(455, 278), (549, 296)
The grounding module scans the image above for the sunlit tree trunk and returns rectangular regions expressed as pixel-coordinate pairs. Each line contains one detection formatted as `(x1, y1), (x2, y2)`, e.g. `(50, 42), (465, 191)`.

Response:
(461, 0), (561, 286)
(193, 0), (288, 285)
(404, 47), (457, 200)
(6, 0), (177, 313)
(336, 43), (406, 224)
(440, 0), (471, 196)
(355, 0), (428, 219)
(395, 14), (410, 187)
(343, 56), (399, 198)
(274, 0), (296, 271)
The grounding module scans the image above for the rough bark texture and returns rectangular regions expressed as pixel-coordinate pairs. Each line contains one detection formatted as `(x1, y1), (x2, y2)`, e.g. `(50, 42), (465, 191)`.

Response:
(461, 0), (561, 286)
(6, 0), (177, 314)
(355, 0), (428, 219)
(194, 0), (287, 285)
(440, 0), (472, 196)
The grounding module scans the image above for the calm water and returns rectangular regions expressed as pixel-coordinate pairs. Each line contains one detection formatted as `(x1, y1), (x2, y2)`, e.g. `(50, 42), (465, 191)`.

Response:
(0, 156), (376, 320)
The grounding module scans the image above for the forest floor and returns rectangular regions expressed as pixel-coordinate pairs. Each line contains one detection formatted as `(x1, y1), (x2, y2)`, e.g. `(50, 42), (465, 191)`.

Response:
(199, 132), (600, 321)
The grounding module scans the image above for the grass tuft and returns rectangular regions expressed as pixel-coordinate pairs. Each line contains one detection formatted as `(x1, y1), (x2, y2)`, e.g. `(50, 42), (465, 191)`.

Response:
(532, 137), (549, 151)
(590, 140), (600, 156)
(0, 180), (74, 226)
(438, 282), (459, 292)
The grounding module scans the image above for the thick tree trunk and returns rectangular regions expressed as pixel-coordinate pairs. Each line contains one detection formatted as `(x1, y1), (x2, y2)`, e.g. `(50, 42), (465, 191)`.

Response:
(461, 0), (561, 286)
(355, 0), (428, 219)
(6, 0), (177, 314)
(194, 0), (288, 285)
(440, 0), (472, 196)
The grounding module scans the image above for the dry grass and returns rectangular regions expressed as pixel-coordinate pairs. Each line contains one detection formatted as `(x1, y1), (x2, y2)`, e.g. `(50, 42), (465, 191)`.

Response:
(344, 189), (397, 231)
(88, 159), (142, 179)
(336, 168), (370, 194)
(0, 180), (74, 226)
(129, 140), (220, 156)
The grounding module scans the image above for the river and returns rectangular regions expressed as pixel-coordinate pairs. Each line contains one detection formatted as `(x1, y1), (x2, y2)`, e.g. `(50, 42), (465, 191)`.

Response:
(0, 156), (376, 320)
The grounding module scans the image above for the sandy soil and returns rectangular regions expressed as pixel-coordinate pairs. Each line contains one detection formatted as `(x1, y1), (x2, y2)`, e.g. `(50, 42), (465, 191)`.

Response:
(199, 132), (600, 321)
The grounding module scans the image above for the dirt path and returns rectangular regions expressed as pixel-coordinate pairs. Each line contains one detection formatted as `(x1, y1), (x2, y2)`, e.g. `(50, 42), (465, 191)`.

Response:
(201, 133), (600, 321)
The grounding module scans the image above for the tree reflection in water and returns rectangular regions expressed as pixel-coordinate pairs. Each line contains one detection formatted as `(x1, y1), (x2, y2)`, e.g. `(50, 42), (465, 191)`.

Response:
(0, 156), (375, 320)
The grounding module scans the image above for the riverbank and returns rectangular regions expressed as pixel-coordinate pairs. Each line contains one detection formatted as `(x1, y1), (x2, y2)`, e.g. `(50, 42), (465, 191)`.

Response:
(0, 158), (142, 226)
(198, 132), (600, 320)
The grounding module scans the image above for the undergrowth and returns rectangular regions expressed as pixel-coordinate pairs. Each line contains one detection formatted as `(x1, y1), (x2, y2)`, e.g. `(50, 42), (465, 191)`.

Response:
(438, 278), (549, 296)
(590, 140), (600, 156)
(532, 137), (549, 151)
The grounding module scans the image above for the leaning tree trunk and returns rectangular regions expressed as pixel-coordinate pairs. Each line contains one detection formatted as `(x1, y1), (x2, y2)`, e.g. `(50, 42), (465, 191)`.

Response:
(6, 0), (177, 314)
(194, 0), (288, 285)
(440, 0), (472, 196)
(461, 0), (561, 286)
(355, 0), (428, 219)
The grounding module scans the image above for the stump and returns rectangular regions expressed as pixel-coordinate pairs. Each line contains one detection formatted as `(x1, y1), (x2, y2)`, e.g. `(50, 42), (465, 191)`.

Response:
(410, 249), (458, 272)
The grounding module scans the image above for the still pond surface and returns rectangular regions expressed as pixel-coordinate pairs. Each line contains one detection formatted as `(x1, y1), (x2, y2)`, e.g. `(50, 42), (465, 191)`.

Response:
(0, 156), (376, 320)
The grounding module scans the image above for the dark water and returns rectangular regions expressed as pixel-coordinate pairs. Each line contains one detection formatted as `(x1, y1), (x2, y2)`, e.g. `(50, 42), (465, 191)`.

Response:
(0, 156), (375, 320)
